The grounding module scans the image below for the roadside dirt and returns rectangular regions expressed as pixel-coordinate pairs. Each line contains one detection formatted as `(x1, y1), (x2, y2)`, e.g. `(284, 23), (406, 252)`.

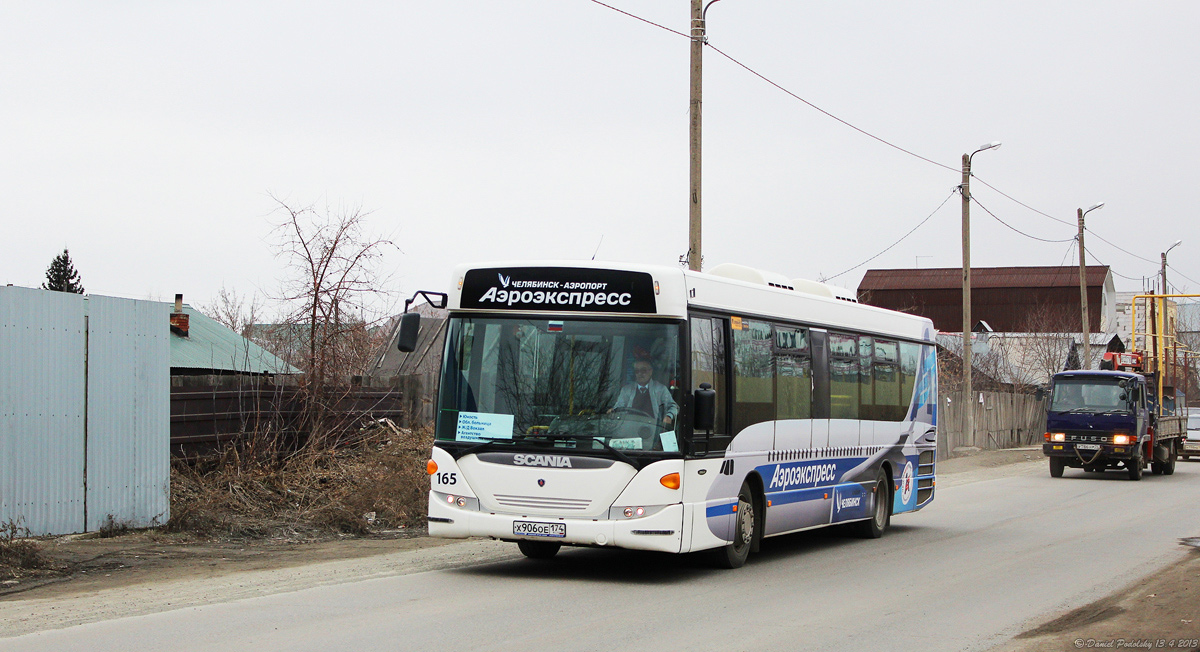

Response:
(2, 447), (1196, 647)
(992, 547), (1200, 652)
(0, 527), (452, 601)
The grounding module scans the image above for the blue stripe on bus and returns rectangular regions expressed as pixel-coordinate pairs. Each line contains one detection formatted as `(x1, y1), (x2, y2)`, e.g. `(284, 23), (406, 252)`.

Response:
(765, 485), (837, 506)
(705, 501), (737, 518)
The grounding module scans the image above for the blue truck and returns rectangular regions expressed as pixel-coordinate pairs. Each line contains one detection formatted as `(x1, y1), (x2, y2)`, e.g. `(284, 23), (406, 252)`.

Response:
(1042, 370), (1186, 480)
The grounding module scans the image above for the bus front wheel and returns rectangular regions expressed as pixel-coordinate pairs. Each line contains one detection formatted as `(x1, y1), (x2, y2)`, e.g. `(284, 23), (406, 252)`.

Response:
(517, 540), (561, 560)
(714, 480), (757, 569)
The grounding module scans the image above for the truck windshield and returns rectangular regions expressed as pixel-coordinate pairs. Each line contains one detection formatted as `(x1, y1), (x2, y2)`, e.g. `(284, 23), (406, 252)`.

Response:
(436, 316), (683, 453)
(1049, 377), (1131, 413)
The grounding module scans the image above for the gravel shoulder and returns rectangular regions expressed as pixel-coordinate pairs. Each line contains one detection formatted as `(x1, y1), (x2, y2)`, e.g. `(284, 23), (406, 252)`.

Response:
(2, 448), (1195, 646)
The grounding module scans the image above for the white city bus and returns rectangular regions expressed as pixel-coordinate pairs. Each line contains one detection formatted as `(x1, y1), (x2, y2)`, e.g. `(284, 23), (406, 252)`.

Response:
(413, 261), (938, 568)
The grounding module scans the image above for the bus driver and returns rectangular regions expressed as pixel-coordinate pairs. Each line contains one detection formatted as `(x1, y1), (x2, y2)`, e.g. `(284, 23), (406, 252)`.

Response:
(609, 358), (679, 430)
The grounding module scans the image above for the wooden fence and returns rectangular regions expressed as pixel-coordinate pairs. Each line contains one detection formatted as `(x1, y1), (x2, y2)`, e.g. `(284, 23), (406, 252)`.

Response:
(937, 389), (1047, 459)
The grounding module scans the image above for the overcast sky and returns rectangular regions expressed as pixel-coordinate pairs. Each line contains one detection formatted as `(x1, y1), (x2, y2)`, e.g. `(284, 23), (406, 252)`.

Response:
(3, 1), (1198, 319)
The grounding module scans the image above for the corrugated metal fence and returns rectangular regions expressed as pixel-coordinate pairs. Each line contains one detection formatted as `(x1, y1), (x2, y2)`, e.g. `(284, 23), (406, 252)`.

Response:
(0, 287), (169, 536)
(937, 389), (1047, 459)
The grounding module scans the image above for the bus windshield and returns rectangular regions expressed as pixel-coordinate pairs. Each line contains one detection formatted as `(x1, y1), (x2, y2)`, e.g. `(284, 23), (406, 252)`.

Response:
(436, 316), (683, 453)
(1049, 377), (1132, 413)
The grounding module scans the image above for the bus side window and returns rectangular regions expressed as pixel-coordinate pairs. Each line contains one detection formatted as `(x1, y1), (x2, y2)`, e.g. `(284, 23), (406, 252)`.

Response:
(690, 317), (727, 435)
(774, 325), (811, 420)
(732, 319), (775, 434)
(873, 340), (903, 421)
(828, 333), (859, 419)
(899, 341), (920, 416)
(858, 335), (873, 419)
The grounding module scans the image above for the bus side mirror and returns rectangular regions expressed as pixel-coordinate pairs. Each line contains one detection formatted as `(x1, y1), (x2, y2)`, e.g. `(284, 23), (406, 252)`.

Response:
(694, 383), (716, 431)
(397, 312), (421, 352)
(1034, 387), (1045, 402)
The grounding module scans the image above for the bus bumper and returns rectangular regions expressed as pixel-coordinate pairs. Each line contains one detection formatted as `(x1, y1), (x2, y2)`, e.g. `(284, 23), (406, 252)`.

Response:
(427, 496), (685, 554)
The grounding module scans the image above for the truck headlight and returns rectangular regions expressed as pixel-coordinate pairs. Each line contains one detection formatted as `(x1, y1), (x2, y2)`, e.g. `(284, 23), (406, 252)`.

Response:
(1050, 433), (1066, 442)
(1112, 434), (1132, 445)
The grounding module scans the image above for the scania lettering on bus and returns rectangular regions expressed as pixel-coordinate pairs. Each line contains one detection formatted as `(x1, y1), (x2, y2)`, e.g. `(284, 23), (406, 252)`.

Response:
(513, 454), (573, 468)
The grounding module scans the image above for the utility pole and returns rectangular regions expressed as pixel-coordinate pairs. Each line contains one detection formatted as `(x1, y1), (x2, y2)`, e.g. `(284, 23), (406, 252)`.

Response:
(687, 0), (704, 271)
(961, 153), (973, 446)
(961, 141), (1000, 445)
(1161, 253), (1169, 297)
(1076, 203), (1103, 368)
(1078, 208), (1089, 368)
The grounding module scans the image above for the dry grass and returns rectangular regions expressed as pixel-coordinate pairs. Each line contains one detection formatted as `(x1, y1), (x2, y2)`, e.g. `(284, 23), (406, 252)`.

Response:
(168, 422), (433, 540)
(0, 520), (60, 581)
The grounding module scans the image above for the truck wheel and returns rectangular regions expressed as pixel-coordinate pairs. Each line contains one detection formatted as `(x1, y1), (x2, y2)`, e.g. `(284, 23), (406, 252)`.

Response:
(1049, 457), (1065, 478)
(517, 540), (561, 560)
(713, 480), (757, 569)
(1162, 441), (1177, 476)
(1127, 450), (1143, 481)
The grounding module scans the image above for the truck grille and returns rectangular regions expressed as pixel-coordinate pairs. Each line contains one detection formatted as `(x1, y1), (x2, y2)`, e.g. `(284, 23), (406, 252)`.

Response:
(1063, 432), (1118, 443)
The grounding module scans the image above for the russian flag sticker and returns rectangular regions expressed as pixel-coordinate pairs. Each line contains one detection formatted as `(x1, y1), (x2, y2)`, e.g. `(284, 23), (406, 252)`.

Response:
(548, 321), (564, 332)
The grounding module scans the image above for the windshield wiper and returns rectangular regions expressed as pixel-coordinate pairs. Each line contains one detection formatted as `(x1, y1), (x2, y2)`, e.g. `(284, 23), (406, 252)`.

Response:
(455, 437), (517, 458)
(518, 433), (640, 468)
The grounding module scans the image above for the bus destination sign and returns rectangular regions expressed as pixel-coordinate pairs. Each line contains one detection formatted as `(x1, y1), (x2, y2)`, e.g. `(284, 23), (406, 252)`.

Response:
(460, 267), (657, 313)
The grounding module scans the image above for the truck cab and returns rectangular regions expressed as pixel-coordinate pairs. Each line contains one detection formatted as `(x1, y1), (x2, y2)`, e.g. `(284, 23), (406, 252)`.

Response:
(1043, 370), (1151, 480)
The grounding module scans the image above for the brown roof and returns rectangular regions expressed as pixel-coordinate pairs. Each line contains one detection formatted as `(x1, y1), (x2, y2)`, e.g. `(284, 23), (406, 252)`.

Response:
(858, 266), (1110, 291)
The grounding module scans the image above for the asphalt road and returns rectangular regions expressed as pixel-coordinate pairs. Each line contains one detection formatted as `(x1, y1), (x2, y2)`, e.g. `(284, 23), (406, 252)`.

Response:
(3, 459), (1198, 652)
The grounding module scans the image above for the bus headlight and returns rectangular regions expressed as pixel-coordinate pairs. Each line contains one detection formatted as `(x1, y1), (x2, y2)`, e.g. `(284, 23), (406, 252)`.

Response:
(1112, 434), (1132, 445)
(1049, 433), (1066, 442)
(433, 492), (478, 511)
(611, 505), (667, 520)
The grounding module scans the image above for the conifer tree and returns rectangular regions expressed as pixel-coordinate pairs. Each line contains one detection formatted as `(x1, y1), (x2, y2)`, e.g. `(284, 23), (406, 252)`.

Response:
(42, 249), (85, 294)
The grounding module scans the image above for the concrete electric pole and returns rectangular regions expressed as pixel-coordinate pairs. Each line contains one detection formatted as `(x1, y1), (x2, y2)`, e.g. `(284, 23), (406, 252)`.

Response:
(961, 141), (1000, 445)
(1077, 202), (1103, 369)
(688, 0), (705, 272)
(1162, 240), (1181, 296)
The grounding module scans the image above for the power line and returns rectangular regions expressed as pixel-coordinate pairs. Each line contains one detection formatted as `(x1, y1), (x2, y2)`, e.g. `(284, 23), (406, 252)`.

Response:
(586, 0), (957, 174)
(705, 43), (959, 175)
(1057, 240), (1075, 269)
(822, 189), (957, 282)
(1083, 228), (1160, 265)
(587, 0), (688, 38)
(587, 0), (1179, 278)
(969, 196), (1074, 243)
(970, 177), (1074, 228)
(1166, 263), (1199, 290)
(1083, 246), (1148, 282)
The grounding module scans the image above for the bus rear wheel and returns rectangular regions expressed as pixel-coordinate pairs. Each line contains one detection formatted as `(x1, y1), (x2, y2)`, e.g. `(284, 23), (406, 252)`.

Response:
(517, 540), (561, 560)
(713, 480), (756, 569)
(854, 471), (892, 539)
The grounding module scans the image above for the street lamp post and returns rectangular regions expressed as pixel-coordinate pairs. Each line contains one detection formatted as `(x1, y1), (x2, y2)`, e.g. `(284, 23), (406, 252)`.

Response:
(1077, 202), (1104, 368)
(1161, 240), (1182, 295)
(961, 141), (1000, 445)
